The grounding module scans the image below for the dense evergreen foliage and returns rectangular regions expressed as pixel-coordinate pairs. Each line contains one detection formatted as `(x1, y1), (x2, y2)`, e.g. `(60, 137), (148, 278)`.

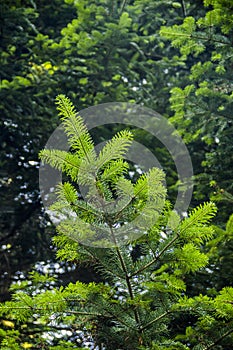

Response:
(1, 95), (232, 349)
(0, 0), (232, 348)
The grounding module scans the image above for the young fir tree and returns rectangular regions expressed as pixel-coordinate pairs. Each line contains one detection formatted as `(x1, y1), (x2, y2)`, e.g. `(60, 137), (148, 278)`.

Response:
(0, 95), (233, 350)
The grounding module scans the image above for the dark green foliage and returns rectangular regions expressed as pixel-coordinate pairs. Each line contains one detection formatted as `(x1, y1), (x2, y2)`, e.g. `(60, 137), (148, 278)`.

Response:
(160, 0), (233, 223)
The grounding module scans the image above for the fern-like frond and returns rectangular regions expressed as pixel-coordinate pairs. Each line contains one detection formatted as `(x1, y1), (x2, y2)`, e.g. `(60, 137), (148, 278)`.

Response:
(39, 149), (69, 170)
(55, 182), (78, 204)
(39, 149), (79, 170)
(160, 17), (205, 56)
(57, 217), (122, 247)
(63, 113), (96, 160)
(55, 94), (76, 118)
(116, 177), (135, 198)
(112, 168), (166, 226)
(100, 159), (129, 183)
(173, 243), (209, 273)
(179, 202), (217, 235)
(148, 272), (186, 294)
(133, 173), (148, 199)
(55, 94), (96, 161)
(134, 168), (166, 201)
(214, 287), (233, 319)
(181, 226), (215, 245)
(96, 130), (133, 169)
(39, 149), (81, 181)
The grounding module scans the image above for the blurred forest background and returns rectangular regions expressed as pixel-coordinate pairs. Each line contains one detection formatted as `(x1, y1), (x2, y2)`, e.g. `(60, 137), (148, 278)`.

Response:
(0, 0), (232, 323)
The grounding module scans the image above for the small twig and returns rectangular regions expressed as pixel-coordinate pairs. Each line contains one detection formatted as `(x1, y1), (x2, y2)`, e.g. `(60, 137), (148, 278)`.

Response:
(203, 328), (233, 350)
(119, 0), (127, 16)
(140, 311), (170, 332)
(2, 305), (101, 317)
(161, 28), (230, 46)
(181, 0), (187, 17)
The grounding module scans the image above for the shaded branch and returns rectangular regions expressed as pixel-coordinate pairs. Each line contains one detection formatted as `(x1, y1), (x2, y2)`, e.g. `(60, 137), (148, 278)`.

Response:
(203, 328), (233, 350)
(129, 234), (179, 278)
(119, 0), (127, 16)
(181, 0), (187, 17)
(140, 311), (170, 332)
(109, 225), (142, 335)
